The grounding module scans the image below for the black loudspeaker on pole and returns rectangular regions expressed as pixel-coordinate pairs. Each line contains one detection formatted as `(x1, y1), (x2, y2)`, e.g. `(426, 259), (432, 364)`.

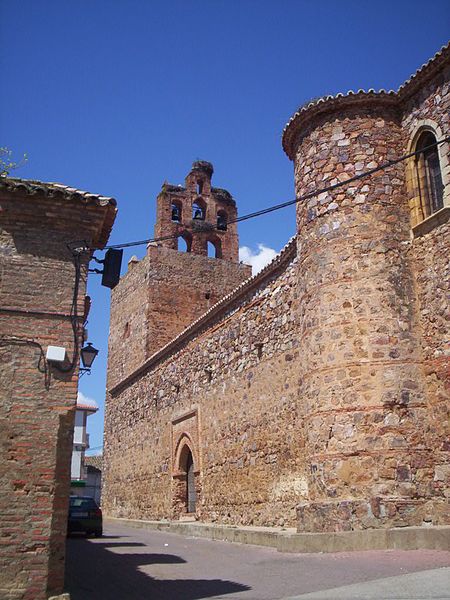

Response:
(101, 249), (123, 289)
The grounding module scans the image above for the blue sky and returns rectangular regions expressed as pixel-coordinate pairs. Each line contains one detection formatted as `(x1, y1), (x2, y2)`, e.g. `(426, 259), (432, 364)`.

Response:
(1, 1), (449, 453)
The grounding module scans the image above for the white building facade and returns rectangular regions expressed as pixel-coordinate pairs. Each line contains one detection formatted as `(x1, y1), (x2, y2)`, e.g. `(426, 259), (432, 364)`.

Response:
(70, 395), (98, 495)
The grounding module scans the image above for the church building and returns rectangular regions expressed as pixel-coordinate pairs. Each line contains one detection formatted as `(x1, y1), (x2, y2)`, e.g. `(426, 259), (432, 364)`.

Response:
(103, 44), (449, 541)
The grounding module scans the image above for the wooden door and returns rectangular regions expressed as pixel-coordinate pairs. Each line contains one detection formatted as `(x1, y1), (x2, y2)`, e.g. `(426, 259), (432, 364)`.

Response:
(186, 451), (196, 513)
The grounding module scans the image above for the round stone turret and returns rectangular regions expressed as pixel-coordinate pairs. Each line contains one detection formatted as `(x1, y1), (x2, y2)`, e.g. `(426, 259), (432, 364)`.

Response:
(284, 93), (441, 532)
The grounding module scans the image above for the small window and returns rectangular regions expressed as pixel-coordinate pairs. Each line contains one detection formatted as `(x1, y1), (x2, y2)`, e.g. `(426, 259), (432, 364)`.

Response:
(197, 181), (203, 195)
(414, 131), (444, 219)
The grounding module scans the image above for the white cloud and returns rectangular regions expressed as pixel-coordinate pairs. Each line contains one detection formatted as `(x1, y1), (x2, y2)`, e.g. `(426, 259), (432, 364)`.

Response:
(77, 391), (98, 409)
(239, 244), (278, 275)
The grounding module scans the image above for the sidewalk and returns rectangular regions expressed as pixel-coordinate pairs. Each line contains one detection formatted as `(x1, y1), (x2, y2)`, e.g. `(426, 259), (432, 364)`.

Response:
(284, 567), (450, 599)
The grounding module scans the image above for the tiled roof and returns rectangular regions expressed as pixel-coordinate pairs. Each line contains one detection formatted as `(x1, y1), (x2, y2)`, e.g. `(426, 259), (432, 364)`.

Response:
(397, 41), (450, 98)
(0, 177), (116, 207)
(110, 235), (298, 395)
(282, 41), (450, 159)
(0, 177), (117, 248)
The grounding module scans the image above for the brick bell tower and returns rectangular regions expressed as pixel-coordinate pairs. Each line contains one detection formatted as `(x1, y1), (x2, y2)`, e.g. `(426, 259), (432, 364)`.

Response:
(154, 160), (240, 262)
(106, 161), (251, 390)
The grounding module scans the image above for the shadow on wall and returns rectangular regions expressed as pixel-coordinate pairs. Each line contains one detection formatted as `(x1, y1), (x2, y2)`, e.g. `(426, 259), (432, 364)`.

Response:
(65, 535), (250, 600)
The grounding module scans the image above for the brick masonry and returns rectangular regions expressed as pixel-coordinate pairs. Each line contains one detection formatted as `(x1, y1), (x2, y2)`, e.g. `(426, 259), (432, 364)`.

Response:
(0, 181), (116, 600)
(103, 46), (449, 537)
(107, 244), (250, 391)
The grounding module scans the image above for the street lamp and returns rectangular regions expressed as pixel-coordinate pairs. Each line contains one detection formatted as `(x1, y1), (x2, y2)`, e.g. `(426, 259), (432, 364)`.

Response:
(80, 342), (99, 375)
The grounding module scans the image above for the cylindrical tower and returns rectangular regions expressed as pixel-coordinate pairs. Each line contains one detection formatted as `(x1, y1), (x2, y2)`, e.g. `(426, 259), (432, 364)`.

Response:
(283, 92), (446, 532)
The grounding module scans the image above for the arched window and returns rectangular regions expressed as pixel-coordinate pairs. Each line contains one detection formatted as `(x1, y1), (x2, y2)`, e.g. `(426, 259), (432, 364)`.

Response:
(414, 131), (444, 219)
(171, 201), (182, 223)
(178, 232), (192, 253)
(217, 209), (227, 231)
(192, 198), (206, 221)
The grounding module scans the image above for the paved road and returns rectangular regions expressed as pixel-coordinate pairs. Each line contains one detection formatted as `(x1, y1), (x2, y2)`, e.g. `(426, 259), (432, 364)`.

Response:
(65, 522), (450, 600)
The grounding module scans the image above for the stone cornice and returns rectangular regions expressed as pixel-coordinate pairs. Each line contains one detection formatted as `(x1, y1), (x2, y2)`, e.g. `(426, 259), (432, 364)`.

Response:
(282, 41), (450, 160)
(282, 91), (399, 159)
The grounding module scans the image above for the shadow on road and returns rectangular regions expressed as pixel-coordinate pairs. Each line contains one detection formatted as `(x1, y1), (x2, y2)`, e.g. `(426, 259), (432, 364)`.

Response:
(65, 535), (250, 599)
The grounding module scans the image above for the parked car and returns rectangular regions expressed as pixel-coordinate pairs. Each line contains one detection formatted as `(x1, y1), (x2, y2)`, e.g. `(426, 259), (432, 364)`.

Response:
(68, 495), (103, 537)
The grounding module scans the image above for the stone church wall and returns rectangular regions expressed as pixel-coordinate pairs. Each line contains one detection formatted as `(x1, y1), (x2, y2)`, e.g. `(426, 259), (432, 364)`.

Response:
(286, 77), (449, 530)
(402, 64), (450, 509)
(103, 242), (305, 527)
(104, 45), (449, 536)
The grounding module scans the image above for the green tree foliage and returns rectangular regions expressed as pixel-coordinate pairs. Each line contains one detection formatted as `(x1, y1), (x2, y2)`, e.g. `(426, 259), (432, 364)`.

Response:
(0, 147), (28, 177)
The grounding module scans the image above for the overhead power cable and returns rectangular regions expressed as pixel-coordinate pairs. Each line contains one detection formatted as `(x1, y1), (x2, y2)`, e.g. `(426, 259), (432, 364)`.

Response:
(104, 136), (449, 250)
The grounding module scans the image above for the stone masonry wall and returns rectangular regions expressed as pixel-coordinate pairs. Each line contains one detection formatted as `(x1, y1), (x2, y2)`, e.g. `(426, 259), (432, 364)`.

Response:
(103, 243), (305, 527)
(402, 65), (450, 512)
(107, 245), (251, 390)
(291, 99), (448, 532)
(0, 187), (114, 600)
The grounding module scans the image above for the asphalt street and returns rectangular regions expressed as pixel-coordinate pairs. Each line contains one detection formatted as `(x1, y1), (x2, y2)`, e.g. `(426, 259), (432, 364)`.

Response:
(64, 522), (450, 600)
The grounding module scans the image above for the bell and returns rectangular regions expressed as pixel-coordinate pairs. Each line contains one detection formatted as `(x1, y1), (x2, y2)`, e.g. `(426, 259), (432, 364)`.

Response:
(193, 208), (204, 220)
(171, 207), (180, 222)
(217, 215), (227, 231)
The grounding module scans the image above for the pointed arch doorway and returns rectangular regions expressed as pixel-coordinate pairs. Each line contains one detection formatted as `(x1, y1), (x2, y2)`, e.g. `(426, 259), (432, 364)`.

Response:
(173, 435), (199, 517)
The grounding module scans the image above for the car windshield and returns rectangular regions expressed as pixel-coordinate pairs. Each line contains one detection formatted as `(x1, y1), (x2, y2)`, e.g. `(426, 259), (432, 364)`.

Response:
(70, 498), (97, 509)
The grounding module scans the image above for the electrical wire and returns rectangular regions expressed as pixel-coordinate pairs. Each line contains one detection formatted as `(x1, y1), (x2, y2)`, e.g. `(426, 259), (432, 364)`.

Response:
(0, 336), (50, 389)
(229, 135), (449, 224)
(53, 247), (85, 373)
(103, 136), (449, 251)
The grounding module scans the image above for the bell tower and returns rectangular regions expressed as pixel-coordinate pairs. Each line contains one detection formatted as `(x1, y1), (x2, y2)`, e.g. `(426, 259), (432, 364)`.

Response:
(154, 160), (239, 262)
(107, 161), (251, 390)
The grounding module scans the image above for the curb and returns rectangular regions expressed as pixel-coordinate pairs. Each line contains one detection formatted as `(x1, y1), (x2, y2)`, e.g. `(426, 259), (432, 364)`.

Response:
(104, 517), (450, 553)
